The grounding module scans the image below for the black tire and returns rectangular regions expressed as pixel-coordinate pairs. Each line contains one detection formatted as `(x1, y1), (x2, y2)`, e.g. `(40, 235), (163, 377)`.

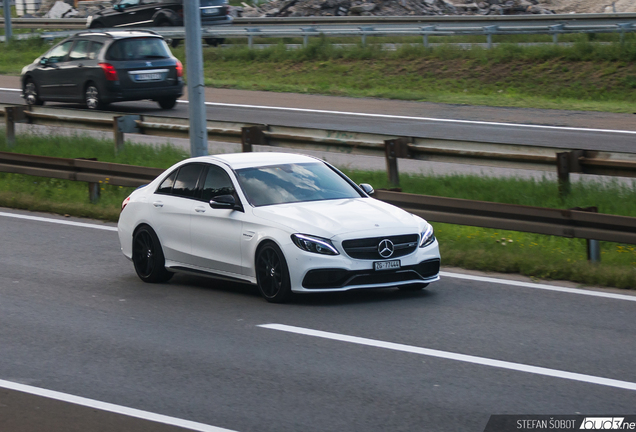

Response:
(132, 226), (174, 283)
(24, 79), (44, 106)
(255, 242), (292, 303)
(157, 97), (177, 110)
(398, 283), (429, 292)
(205, 38), (224, 47)
(85, 83), (106, 110)
(89, 21), (104, 29)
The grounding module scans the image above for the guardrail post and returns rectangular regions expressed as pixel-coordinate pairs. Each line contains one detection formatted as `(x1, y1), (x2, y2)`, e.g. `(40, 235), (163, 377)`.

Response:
(241, 125), (268, 152)
(572, 206), (601, 262)
(113, 115), (140, 154)
(550, 24), (564, 44)
(384, 137), (411, 187)
(302, 27), (318, 47)
(247, 28), (260, 49)
(88, 182), (101, 204)
(359, 27), (374, 46)
(484, 26), (497, 49)
(618, 23), (632, 44)
(421, 26), (435, 48)
(5, 107), (27, 148)
(556, 152), (571, 198)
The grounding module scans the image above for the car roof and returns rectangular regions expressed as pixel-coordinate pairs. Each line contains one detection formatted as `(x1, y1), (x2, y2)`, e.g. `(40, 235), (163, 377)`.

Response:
(192, 152), (320, 170)
(73, 30), (162, 40)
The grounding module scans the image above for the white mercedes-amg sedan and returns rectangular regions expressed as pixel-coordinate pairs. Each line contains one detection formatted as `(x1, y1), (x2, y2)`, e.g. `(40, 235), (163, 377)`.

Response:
(118, 152), (440, 302)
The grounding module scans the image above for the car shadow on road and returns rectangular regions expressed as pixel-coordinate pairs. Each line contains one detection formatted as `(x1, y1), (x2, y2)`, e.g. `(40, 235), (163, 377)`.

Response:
(168, 273), (437, 306)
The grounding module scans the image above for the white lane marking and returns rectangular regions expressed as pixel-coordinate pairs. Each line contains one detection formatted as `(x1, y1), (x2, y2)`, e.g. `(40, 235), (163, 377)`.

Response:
(0, 211), (118, 232)
(0, 86), (630, 135)
(2, 211), (635, 303)
(259, 324), (636, 392)
(0, 379), (237, 432)
(0, 88), (21, 92)
(440, 271), (636, 302)
(179, 100), (636, 136)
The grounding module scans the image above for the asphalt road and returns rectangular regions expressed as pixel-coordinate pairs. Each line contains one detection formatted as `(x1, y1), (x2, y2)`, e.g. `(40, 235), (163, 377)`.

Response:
(1, 75), (635, 153)
(1, 208), (635, 432)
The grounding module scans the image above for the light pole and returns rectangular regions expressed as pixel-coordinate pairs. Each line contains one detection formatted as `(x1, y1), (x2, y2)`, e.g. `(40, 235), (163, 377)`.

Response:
(3, 0), (12, 43)
(184, 0), (208, 157)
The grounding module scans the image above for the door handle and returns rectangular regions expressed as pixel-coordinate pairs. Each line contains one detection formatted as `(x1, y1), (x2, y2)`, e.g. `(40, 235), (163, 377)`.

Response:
(78, 63), (84, 68)
(194, 207), (206, 213)
(153, 201), (164, 208)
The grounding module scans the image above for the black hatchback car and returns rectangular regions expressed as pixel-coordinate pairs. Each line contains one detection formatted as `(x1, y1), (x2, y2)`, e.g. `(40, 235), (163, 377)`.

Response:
(87, 0), (232, 45)
(20, 30), (184, 110)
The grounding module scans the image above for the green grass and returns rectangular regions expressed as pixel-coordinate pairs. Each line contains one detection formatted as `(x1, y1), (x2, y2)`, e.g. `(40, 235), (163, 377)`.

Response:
(1, 131), (635, 289)
(3, 36), (636, 112)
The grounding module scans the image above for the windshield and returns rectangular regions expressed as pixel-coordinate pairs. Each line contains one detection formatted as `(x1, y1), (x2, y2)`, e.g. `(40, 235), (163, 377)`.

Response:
(236, 162), (361, 207)
(106, 38), (171, 61)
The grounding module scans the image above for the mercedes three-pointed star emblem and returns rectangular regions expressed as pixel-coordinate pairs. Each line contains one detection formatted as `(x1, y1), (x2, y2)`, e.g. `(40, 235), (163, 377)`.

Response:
(378, 239), (394, 258)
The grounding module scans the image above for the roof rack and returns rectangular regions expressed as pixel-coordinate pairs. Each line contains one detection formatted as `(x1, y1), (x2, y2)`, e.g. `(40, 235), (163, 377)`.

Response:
(73, 29), (160, 38)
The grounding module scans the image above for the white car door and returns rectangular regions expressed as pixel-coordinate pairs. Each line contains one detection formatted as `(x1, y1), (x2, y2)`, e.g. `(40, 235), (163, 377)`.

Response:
(150, 163), (205, 265)
(189, 164), (244, 276)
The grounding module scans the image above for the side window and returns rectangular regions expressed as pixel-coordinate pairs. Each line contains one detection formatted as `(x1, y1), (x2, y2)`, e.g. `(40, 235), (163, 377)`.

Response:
(46, 41), (73, 63)
(201, 165), (235, 202)
(172, 164), (205, 199)
(87, 41), (104, 60)
(69, 40), (90, 61)
(156, 170), (177, 195)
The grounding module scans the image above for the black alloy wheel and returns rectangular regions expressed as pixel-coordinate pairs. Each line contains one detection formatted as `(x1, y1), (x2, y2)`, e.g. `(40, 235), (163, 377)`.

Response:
(85, 83), (105, 110)
(255, 243), (292, 303)
(397, 283), (429, 291)
(132, 226), (174, 283)
(157, 97), (177, 109)
(24, 79), (44, 106)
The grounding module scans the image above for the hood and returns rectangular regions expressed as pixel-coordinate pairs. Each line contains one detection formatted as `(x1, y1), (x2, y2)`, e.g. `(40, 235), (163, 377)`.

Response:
(252, 198), (423, 239)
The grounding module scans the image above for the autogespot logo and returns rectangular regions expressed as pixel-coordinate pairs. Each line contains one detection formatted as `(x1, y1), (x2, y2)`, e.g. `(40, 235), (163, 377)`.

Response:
(378, 239), (394, 258)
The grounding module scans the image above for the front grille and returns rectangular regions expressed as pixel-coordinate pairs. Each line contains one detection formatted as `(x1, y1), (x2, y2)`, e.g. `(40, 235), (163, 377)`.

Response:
(342, 234), (419, 260)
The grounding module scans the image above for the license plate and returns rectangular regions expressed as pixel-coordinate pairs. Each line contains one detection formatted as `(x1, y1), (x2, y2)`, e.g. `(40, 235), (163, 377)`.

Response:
(374, 260), (401, 271)
(202, 8), (219, 15)
(136, 73), (162, 81)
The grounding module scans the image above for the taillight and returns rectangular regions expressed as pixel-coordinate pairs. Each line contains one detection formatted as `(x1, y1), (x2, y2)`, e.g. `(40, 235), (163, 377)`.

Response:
(175, 60), (183, 78)
(121, 196), (131, 211)
(99, 63), (119, 81)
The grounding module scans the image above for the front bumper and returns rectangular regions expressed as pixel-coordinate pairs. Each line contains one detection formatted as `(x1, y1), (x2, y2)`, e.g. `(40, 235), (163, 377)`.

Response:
(285, 239), (441, 293)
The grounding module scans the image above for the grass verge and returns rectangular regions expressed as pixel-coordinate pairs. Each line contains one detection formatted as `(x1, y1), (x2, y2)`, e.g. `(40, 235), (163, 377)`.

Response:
(1, 131), (635, 289)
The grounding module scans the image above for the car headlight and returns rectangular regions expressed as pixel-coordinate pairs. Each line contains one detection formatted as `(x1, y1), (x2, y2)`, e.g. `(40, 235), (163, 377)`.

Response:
(419, 224), (435, 248)
(291, 234), (339, 255)
(86, 15), (93, 27)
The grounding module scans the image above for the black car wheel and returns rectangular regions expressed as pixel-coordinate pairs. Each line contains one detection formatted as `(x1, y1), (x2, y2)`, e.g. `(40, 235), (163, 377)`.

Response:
(24, 79), (44, 106)
(205, 38), (225, 47)
(89, 22), (104, 29)
(256, 242), (292, 303)
(398, 283), (429, 291)
(85, 83), (105, 110)
(132, 226), (174, 283)
(157, 97), (177, 110)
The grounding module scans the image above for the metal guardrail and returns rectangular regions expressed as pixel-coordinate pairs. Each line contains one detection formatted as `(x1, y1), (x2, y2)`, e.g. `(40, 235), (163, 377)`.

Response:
(3, 13), (636, 28)
(1, 149), (635, 247)
(3, 104), (636, 192)
(2, 14), (636, 46)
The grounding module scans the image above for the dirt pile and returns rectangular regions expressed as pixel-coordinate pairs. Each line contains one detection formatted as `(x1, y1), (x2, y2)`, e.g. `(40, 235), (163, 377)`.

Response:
(539, 0), (636, 13)
(241, 0), (556, 18)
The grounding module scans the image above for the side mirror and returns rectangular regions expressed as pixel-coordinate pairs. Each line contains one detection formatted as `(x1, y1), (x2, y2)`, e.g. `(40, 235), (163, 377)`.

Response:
(209, 194), (242, 211)
(359, 183), (374, 196)
(114, 4), (123, 11)
(39, 58), (49, 66)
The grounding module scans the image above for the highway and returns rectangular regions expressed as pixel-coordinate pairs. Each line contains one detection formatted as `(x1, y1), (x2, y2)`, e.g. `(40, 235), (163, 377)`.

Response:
(1, 75), (636, 154)
(1, 209), (635, 431)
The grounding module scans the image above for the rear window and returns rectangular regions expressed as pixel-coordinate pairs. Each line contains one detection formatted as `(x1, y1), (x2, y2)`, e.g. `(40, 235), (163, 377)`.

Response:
(106, 37), (171, 61)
